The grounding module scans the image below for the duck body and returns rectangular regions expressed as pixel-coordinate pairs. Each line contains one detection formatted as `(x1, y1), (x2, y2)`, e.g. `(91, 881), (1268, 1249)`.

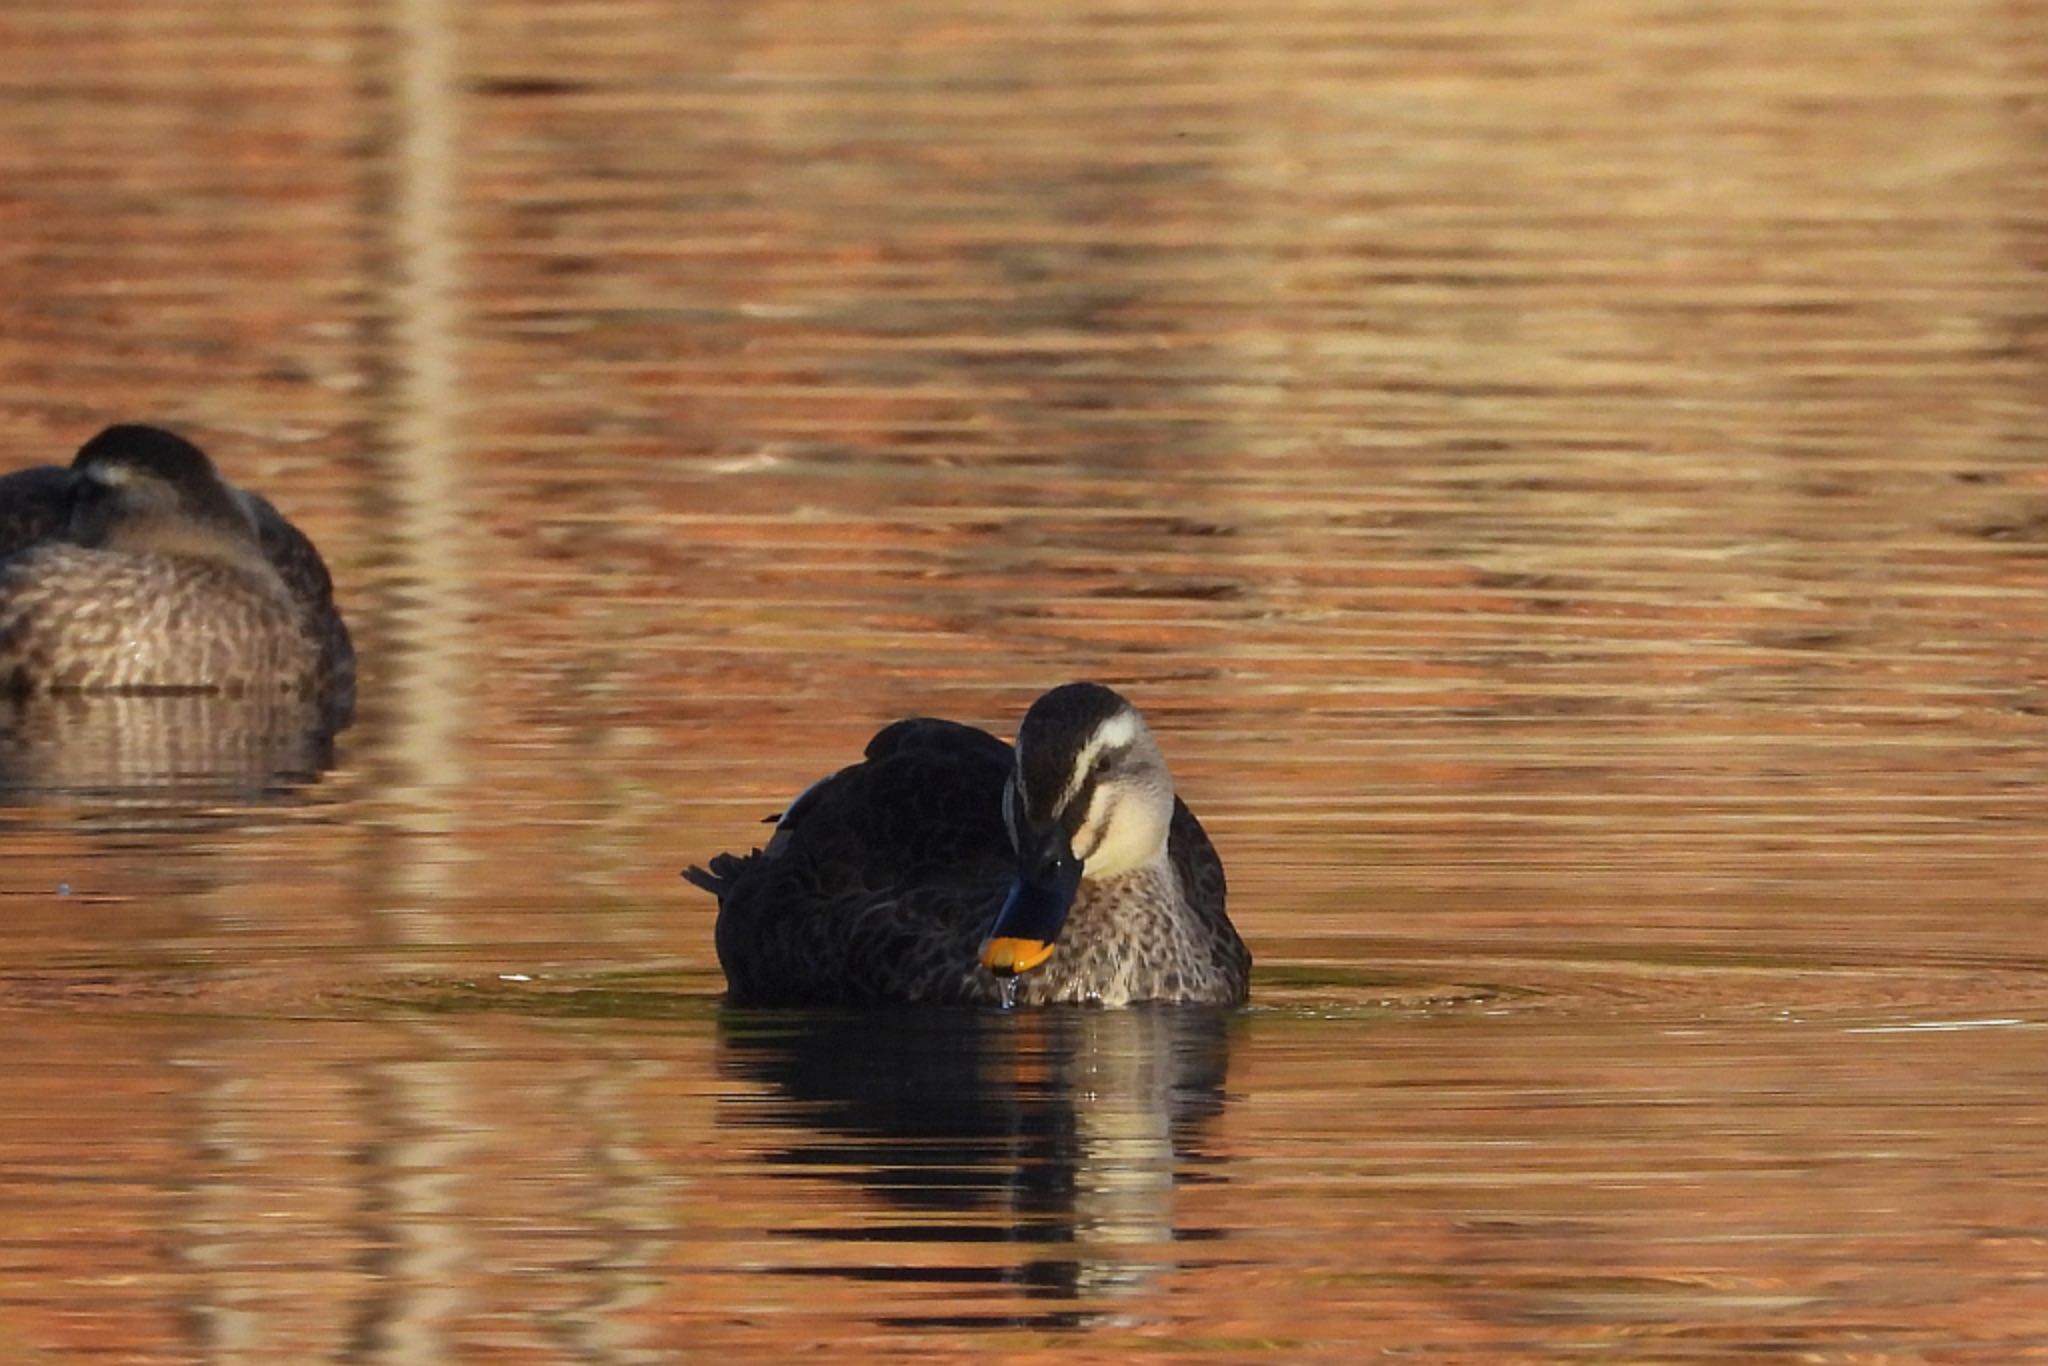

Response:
(0, 425), (354, 728)
(690, 684), (1249, 1008)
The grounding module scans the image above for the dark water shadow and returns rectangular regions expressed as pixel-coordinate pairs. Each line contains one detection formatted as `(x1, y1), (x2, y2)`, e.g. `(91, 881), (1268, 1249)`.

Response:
(0, 693), (340, 811)
(716, 1005), (1239, 1330)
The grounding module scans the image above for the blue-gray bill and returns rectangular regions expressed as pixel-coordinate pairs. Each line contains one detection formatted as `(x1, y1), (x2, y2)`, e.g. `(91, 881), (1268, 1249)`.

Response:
(979, 852), (1084, 977)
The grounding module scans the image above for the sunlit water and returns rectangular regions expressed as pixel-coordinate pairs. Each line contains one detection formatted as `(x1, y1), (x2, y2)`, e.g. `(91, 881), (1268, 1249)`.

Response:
(3, 1), (2048, 1360)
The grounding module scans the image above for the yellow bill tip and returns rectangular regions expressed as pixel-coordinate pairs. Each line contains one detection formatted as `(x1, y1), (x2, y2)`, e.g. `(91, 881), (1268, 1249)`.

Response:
(980, 936), (1055, 976)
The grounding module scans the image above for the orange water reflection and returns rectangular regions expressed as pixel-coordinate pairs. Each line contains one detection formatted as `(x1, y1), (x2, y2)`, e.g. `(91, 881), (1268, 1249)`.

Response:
(2, 0), (2048, 1359)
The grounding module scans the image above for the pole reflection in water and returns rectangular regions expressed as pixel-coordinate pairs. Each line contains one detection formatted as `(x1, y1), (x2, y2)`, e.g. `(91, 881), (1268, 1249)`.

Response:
(716, 1006), (1237, 1331)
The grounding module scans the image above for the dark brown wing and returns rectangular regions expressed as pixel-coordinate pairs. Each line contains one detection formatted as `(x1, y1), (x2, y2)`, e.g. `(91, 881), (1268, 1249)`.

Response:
(1167, 797), (1252, 1002)
(699, 717), (1016, 1006)
(237, 488), (355, 727)
(1166, 798), (1226, 916)
(0, 466), (73, 559)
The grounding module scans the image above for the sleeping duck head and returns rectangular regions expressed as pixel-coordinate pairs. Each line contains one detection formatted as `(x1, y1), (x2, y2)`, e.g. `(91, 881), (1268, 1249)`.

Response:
(981, 682), (1178, 977)
(64, 424), (271, 578)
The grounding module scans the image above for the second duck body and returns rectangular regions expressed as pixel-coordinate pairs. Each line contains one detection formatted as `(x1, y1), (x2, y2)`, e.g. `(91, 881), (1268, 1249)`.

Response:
(0, 423), (354, 727)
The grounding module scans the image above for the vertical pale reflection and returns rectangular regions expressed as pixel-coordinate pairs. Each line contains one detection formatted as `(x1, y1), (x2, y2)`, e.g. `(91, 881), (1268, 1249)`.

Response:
(555, 1056), (677, 1365)
(181, 1071), (267, 1361)
(1067, 1012), (1177, 1306)
(385, 0), (469, 857)
(363, 6), (475, 1360)
(360, 1047), (478, 1366)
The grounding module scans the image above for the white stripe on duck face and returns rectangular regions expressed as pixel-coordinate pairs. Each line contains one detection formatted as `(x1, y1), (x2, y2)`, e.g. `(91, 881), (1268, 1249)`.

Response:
(1071, 776), (1173, 880)
(1054, 707), (1141, 816)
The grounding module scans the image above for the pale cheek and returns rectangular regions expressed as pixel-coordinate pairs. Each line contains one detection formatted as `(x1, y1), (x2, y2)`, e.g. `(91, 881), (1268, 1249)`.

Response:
(1074, 797), (1109, 863)
(1078, 793), (1171, 880)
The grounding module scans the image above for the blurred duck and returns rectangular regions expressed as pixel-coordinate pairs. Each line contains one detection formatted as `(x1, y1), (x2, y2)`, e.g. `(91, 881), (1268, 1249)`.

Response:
(687, 682), (1250, 1007)
(0, 424), (354, 726)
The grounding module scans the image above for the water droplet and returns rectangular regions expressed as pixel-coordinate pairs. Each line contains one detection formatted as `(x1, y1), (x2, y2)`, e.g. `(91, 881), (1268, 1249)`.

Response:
(54, 883), (71, 897)
(998, 976), (1020, 1010)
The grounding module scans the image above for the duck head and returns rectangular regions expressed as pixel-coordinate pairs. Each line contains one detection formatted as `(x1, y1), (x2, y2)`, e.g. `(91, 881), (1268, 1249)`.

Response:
(65, 424), (269, 575)
(980, 682), (1177, 978)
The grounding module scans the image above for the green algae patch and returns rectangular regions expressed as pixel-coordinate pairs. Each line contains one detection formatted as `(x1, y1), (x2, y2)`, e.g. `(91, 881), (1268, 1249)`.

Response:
(362, 968), (726, 1022)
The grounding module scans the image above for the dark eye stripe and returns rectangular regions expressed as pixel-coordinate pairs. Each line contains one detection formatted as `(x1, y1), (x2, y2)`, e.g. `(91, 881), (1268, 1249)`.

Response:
(1058, 773), (1097, 840)
(1076, 792), (1116, 862)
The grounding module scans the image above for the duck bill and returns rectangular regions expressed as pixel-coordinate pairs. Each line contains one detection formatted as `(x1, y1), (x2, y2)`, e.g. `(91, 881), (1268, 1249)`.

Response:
(980, 827), (1083, 978)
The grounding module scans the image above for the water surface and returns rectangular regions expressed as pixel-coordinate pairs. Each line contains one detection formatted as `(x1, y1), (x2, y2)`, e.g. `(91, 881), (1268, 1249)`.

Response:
(2, 0), (2048, 1360)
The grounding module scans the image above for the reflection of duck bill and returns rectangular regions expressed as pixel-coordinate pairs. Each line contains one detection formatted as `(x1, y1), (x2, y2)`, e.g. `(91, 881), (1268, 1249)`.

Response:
(980, 827), (1084, 977)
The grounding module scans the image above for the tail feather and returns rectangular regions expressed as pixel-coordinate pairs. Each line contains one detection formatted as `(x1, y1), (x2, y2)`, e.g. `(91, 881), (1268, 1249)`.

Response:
(681, 849), (755, 897)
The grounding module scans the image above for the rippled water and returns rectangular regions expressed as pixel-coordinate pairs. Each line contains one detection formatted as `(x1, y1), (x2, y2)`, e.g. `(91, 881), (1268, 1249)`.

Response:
(3, 0), (2048, 1360)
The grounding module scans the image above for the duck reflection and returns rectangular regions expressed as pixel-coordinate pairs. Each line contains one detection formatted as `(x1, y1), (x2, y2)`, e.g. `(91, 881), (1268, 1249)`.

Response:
(717, 1005), (1236, 1329)
(0, 692), (337, 802)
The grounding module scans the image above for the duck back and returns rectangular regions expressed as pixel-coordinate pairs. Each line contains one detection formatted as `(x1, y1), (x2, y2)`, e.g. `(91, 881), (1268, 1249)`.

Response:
(709, 718), (1016, 1006)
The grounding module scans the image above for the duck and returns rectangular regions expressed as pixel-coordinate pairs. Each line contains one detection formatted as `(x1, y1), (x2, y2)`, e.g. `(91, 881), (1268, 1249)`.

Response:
(686, 681), (1250, 1007)
(0, 423), (355, 727)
